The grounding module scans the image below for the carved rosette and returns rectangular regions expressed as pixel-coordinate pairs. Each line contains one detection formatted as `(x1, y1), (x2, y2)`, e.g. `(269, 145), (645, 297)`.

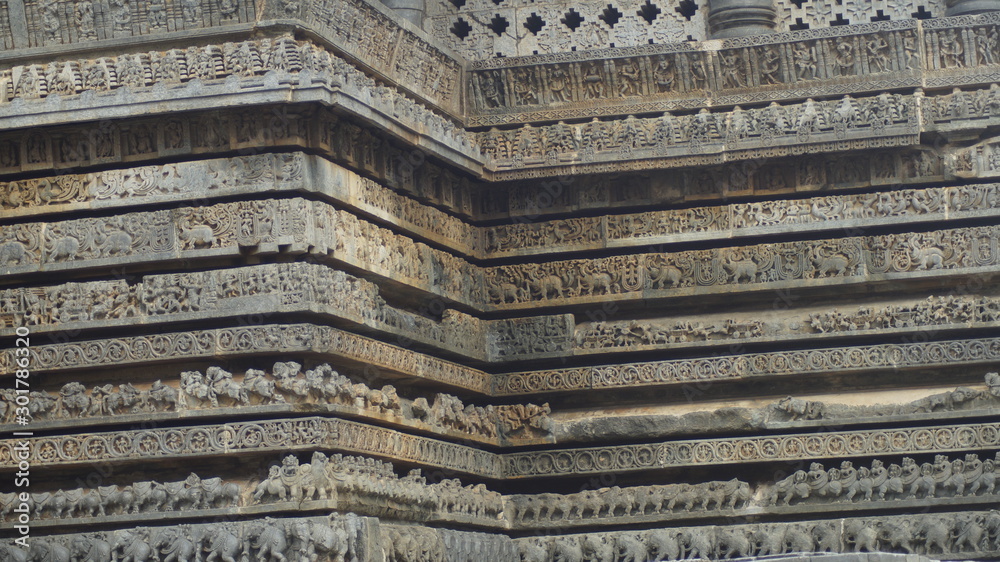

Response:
(708, 0), (778, 38)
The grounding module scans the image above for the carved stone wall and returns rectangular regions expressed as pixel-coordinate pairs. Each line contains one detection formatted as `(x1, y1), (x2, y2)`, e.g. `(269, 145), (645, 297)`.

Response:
(7, 1), (1000, 561)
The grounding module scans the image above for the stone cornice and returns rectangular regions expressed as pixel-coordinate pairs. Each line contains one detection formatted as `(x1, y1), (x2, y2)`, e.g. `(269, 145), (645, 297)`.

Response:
(0, 416), (504, 477)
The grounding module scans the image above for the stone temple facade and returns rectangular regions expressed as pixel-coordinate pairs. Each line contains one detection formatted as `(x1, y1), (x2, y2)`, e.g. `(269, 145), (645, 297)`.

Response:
(5, 0), (1000, 559)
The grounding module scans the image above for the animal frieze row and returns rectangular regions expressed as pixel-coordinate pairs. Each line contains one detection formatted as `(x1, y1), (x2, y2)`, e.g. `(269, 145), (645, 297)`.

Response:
(477, 92), (918, 170)
(0, 513), (368, 562)
(9, 451), (1000, 533)
(484, 223), (1000, 308)
(573, 294), (1000, 352)
(514, 510), (1000, 561)
(0, 323), (493, 395)
(0, 362), (552, 444)
(0, 197), (482, 307)
(381, 525), (517, 562)
(2, 452), (502, 527)
(0, 416), (503, 477)
(768, 453), (1000, 506)
(11, 152), (998, 264)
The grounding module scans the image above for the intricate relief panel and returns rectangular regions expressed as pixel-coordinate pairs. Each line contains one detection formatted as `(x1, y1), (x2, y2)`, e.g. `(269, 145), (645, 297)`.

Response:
(507, 478), (751, 528)
(0, 323), (491, 393)
(496, 335), (1000, 395)
(1, 514), (369, 562)
(22, 0), (256, 48)
(485, 223), (1000, 309)
(0, 417), (502, 477)
(0, 36), (474, 169)
(477, 92), (919, 176)
(381, 525), (517, 562)
(468, 21), (925, 125)
(514, 510), (999, 561)
(6, 453), (502, 527)
(300, 0), (463, 113)
(0, 362), (551, 444)
(503, 420), (1000, 477)
(0, 263), (491, 360)
(574, 295), (1000, 352)
(486, 181), (1000, 257)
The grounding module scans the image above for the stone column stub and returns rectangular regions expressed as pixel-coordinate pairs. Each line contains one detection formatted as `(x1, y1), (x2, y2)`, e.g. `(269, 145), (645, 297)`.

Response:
(946, 0), (1000, 16)
(707, 0), (777, 38)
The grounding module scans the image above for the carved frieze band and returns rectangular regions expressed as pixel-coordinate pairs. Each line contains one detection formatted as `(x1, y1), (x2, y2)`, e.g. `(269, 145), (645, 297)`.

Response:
(0, 35), (474, 163)
(0, 362), (552, 446)
(0, 153), (483, 259)
(484, 222), (1000, 309)
(467, 14), (1000, 126)
(0, 103), (479, 218)
(477, 92), (919, 176)
(513, 509), (1000, 561)
(485, 180), (1000, 258)
(20, 195), (997, 317)
(8, 453), (503, 529)
(9, 152), (1000, 265)
(0, 416), (503, 477)
(27, 327), (487, 392)
(0, 323), (492, 394)
(0, 514), (375, 562)
(0, 196), (482, 309)
(4, 0), (462, 116)
(503, 421), (1000, 477)
(0, 262), (497, 360)
(495, 334), (1000, 395)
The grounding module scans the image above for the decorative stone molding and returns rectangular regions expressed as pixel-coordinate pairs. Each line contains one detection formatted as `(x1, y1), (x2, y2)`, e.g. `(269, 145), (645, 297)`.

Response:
(484, 223), (1000, 310)
(5, 453), (502, 529)
(0, 417), (503, 477)
(0, 362), (552, 445)
(0, 323), (493, 394)
(513, 510), (1000, 560)
(2, 0), (464, 117)
(502, 420), (1000, 477)
(0, 514), (375, 562)
(0, 105), (480, 218)
(484, 180), (1000, 258)
(477, 92), (919, 178)
(0, 36), (476, 169)
(0, 262), (492, 360)
(467, 19), (932, 126)
(495, 335), (1000, 395)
